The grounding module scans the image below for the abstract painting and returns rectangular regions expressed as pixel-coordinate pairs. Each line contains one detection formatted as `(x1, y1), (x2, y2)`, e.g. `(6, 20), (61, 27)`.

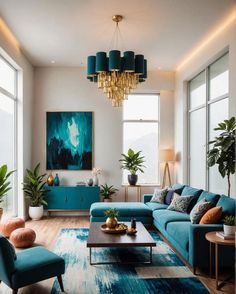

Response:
(46, 112), (92, 170)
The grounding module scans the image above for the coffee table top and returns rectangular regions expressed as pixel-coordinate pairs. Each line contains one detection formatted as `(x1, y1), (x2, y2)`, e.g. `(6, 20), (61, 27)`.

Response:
(87, 222), (156, 248)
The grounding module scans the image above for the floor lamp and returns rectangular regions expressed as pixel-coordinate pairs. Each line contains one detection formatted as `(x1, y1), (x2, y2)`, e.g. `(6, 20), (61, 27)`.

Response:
(160, 149), (174, 188)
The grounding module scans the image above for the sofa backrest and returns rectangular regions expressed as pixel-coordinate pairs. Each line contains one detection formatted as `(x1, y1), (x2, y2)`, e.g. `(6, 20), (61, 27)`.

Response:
(171, 183), (185, 193)
(180, 186), (203, 212)
(197, 191), (220, 206)
(216, 195), (236, 217)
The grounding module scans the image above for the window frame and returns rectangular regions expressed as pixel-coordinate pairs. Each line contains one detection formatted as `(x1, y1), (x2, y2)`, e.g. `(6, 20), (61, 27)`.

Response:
(122, 93), (160, 185)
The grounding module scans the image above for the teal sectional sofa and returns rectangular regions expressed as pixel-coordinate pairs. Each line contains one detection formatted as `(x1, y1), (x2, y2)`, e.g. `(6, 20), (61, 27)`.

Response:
(90, 184), (235, 271)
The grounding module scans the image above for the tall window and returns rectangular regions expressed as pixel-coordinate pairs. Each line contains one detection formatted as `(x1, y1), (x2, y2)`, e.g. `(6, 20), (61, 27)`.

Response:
(0, 55), (17, 214)
(123, 94), (159, 184)
(188, 53), (229, 194)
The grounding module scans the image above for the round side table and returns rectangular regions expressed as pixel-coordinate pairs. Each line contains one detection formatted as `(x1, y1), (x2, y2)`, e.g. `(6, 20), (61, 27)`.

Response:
(205, 231), (235, 290)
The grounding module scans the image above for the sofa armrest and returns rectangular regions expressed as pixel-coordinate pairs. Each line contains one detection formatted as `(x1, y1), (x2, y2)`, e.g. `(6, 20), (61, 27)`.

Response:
(143, 194), (153, 203)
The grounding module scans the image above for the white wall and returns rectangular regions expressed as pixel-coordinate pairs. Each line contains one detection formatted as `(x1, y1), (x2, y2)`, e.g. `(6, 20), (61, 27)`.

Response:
(33, 67), (175, 202)
(175, 16), (236, 196)
(0, 20), (34, 218)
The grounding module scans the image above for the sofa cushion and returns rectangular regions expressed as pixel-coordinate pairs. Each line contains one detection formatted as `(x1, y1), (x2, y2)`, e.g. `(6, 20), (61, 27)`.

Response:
(181, 186), (203, 212)
(199, 207), (222, 224)
(172, 183), (186, 192)
(197, 191), (220, 206)
(216, 195), (235, 217)
(150, 188), (168, 203)
(167, 193), (193, 213)
(153, 209), (190, 230)
(166, 221), (190, 251)
(145, 202), (168, 211)
(90, 202), (152, 217)
(190, 199), (211, 224)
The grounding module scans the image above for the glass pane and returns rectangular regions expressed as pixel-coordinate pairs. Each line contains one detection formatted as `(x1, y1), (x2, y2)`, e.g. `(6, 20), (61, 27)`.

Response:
(0, 57), (16, 95)
(189, 108), (206, 189)
(123, 94), (159, 120)
(123, 122), (159, 184)
(209, 98), (228, 195)
(189, 71), (206, 109)
(0, 93), (15, 213)
(209, 53), (229, 100)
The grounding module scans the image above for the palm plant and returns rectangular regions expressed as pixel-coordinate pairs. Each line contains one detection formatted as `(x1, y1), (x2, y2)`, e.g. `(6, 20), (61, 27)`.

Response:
(119, 148), (145, 175)
(100, 184), (118, 200)
(104, 208), (119, 218)
(0, 164), (15, 206)
(23, 163), (49, 207)
(207, 117), (236, 197)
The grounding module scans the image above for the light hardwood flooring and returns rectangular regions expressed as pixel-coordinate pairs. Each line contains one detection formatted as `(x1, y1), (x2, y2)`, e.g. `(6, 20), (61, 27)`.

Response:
(0, 216), (234, 294)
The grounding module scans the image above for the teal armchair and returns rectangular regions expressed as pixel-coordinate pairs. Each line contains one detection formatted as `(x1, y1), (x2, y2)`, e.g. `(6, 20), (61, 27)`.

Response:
(0, 235), (65, 294)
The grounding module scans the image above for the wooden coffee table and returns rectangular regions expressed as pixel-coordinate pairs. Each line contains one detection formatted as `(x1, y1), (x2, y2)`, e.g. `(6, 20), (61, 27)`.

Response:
(87, 222), (156, 265)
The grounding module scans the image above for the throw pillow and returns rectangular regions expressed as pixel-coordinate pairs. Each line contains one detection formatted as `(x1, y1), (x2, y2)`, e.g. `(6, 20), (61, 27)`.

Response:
(199, 206), (222, 224)
(190, 198), (211, 224)
(165, 189), (175, 205)
(150, 188), (168, 203)
(167, 193), (193, 213)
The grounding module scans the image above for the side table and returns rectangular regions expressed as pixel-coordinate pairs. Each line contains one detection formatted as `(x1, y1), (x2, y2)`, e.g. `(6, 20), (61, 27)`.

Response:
(123, 185), (141, 202)
(205, 231), (235, 290)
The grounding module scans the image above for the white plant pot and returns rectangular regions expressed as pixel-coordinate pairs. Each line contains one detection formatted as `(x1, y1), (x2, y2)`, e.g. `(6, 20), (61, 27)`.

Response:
(223, 224), (236, 236)
(103, 198), (112, 202)
(29, 205), (44, 220)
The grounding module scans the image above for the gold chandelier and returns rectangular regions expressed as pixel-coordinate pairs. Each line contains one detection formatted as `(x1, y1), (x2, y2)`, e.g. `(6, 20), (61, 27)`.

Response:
(87, 15), (147, 107)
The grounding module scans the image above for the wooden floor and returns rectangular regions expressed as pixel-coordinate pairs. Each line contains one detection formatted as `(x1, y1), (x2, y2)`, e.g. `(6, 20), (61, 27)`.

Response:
(0, 216), (234, 294)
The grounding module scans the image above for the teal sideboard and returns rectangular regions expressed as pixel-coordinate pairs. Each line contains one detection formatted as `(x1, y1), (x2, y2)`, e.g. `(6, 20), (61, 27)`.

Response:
(45, 186), (100, 213)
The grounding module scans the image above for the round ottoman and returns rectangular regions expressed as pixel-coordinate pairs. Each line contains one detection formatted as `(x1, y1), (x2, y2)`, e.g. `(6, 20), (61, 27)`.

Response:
(0, 217), (25, 237)
(10, 228), (36, 248)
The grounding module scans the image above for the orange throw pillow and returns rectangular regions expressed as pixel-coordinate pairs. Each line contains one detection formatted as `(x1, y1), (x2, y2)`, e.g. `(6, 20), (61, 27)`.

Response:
(199, 206), (222, 224)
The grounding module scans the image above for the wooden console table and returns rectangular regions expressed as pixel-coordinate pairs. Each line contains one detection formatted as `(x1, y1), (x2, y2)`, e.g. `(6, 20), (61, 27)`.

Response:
(123, 185), (141, 202)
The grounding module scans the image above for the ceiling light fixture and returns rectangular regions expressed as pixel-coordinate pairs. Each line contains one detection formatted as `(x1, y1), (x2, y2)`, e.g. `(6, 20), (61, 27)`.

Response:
(87, 15), (147, 107)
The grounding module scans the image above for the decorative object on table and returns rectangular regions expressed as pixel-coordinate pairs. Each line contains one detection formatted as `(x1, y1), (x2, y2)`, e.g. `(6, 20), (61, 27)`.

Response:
(167, 193), (193, 213)
(92, 167), (101, 186)
(46, 111), (93, 170)
(160, 149), (175, 188)
(0, 217), (25, 237)
(131, 218), (136, 229)
(100, 184), (118, 202)
(207, 117), (235, 197)
(101, 223), (128, 234)
(0, 164), (15, 220)
(47, 172), (54, 186)
(87, 15), (147, 107)
(189, 198), (211, 224)
(10, 227), (36, 248)
(223, 215), (236, 236)
(54, 173), (60, 186)
(127, 227), (137, 235)
(216, 231), (235, 240)
(87, 178), (93, 186)
(104, 208), (119, 229)
(23, 163), (50, 220)
(76, 181), (86, 186)
(150, 187), (169, 203)
(119, 148), (145, 185)
(199, 206), (222, 224)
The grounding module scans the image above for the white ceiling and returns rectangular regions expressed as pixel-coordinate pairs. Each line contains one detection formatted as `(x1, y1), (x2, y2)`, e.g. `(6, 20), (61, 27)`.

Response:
(0, 0), (235, 70)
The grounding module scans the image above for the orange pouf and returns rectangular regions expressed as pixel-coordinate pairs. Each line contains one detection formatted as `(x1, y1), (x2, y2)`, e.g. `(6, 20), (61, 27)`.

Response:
(0, 217), (25, 237)
(10, 228), (36, 248)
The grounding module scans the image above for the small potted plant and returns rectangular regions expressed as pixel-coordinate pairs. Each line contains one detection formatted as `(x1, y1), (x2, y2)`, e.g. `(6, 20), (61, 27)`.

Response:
(223, 215), (236, 236)
(119, 148), (145, 185)
(104, 208), (119, 229)
(100, 184), (118, 202)
(0, 164), (15, 219)
(23, 163), (50, 220)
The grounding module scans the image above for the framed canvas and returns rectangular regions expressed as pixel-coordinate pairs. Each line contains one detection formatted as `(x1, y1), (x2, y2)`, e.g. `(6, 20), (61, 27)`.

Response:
(46, 111), (93, 170)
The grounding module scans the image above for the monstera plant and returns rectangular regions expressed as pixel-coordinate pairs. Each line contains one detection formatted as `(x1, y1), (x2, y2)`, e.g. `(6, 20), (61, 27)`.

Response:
(207, 117), (235, 197)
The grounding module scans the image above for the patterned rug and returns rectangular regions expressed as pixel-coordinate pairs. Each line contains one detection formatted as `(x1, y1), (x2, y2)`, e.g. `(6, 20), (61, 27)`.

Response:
(51, 228), (209, 294)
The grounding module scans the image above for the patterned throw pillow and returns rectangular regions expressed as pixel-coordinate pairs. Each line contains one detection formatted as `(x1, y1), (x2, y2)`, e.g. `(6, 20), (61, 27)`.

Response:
(150, 188), (168, 203)
(167, 193), (193, 213)
(190, 198), (211, 224)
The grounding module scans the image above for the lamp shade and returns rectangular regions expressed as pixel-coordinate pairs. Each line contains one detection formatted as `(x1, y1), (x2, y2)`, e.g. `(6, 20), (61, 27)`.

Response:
(135, 54), (144, 74)
(96, 52), (107, 72)
(123, 51), (135, 72)
(160, 149), (175, 162)
(109, 50), (121, 71)
(87, 56), (96, 76)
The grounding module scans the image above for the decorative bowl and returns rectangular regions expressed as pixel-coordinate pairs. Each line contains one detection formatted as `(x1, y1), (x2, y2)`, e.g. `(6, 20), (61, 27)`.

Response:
(101, 223), (128, 234)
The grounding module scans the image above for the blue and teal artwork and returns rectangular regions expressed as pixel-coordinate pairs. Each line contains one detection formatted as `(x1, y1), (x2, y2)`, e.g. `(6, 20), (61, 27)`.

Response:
(46, 112), (92, 170)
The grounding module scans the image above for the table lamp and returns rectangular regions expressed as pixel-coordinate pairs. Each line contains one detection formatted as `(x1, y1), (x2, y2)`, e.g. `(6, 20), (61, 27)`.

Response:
(160, 149), (175, 188)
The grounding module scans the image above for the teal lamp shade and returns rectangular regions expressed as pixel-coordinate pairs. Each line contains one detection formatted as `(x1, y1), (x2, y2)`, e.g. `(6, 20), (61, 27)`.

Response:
(109, 50), (121, 71)
(135, 54), (144, 74)
(87, 56), (96, 76)
(96, 52), (107, 72)
(123, 51), (135, 72)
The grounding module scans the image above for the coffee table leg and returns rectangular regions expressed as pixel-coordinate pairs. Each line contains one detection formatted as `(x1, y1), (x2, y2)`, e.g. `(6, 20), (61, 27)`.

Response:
(89, 248), (92, 265)
(150, 246), (152, 263)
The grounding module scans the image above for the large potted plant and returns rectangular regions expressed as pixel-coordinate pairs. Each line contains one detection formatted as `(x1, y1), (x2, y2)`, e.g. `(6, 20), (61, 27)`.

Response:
(207, 117), (235, 196)
(223, 215), (236, 236)
(119, 148), (145, 185)
(23, 163), (49, 220)
(0, 164), (15, 219)
(100, 184), (118, 202)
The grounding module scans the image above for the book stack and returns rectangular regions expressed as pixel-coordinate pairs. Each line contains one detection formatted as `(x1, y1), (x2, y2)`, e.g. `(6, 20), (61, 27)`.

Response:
(216, 231), (235, 240)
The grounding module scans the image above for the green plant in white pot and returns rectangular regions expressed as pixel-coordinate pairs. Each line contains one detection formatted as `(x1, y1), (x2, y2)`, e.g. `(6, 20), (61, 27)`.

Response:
(23, 163), (49, 220)
(100, 184), (118, 202)
(223, 215), (236, 236)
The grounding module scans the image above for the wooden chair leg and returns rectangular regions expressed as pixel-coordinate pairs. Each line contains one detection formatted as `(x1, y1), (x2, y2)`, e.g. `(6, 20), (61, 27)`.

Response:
(57, 275), (64, 292)
(12, 290), (18, 294)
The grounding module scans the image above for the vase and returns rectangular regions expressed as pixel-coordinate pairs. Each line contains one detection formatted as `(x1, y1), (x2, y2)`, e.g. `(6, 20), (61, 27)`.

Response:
(29, 205), (44, 220)
(93, 175), (99, 186)
(87, 178), (93, 186)
(106, 217), (117, 229)
(47, 172), (54, 186)
(103, 198), (112, 202)
(128, 174), (138, 185)
(54, 173), (60, 186)
(223, 224), (236, 236)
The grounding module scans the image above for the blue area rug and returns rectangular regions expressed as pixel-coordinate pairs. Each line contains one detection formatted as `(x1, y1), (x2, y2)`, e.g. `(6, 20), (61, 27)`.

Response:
(51, 228), (209, 294)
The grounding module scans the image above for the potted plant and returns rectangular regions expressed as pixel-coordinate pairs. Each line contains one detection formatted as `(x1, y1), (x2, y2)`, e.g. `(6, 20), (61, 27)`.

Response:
(23, 163), (49, 220)
(119, 148), (145, 185)
(207, 117), (235, 196)
(100, 184), (118, 202)
(104, 208), (119, 229)
(0, 164), (15, 219)
(223, 215), (236, 236)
